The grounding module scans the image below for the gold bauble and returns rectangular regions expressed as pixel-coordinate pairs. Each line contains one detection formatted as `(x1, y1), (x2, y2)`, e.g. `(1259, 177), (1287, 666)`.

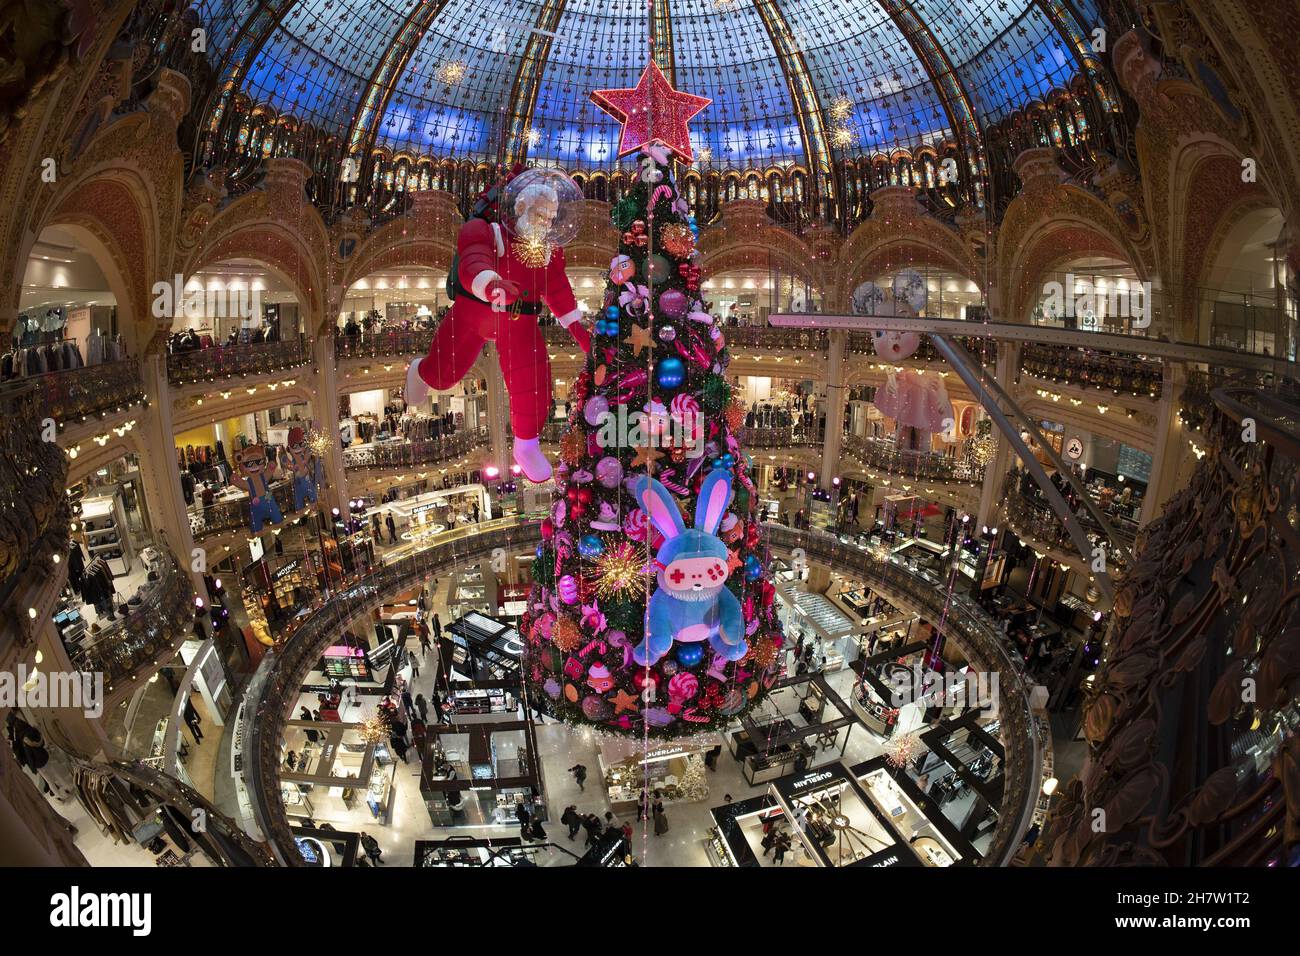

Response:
(659, 223), (696, 258)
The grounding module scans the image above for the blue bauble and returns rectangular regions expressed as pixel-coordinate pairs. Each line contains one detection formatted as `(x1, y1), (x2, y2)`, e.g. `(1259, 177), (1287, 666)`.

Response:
(656, 357), (686, 389)
(604, 304), (621, 321)
(745, 555), (764, 580)
(578, 534), (605, 560)
(676, 643), (705, 667)
(536, 544), (545, 559)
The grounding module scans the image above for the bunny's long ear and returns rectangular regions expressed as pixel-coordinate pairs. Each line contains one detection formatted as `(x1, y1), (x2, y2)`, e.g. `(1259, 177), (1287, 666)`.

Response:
(634, 475), (685, 541)
(695, 469), (733, 535)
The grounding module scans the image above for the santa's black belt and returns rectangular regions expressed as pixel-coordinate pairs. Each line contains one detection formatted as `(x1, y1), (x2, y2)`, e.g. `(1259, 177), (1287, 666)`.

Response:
(454, 278), (543, 315)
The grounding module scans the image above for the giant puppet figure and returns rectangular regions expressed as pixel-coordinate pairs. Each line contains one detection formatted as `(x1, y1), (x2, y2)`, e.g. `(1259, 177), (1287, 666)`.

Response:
(405, 168), (590, 482)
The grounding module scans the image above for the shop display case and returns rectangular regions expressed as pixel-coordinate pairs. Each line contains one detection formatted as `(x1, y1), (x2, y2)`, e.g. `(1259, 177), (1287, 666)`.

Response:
(599, 739), (714, 813)
(81, 487), (135, 575)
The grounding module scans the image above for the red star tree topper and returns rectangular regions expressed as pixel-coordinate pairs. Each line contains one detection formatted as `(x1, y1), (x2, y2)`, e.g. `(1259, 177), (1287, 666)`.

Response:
(590, 60), (711, 162)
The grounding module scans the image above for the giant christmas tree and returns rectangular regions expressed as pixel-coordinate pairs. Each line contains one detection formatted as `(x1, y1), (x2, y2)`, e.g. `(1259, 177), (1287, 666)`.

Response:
(522, 62), (786, 737)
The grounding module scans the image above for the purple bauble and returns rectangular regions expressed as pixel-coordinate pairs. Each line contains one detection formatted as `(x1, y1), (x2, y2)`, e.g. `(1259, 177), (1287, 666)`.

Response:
(583, 394), (610, 426)
(595, 456), (623, 488)
(658, 289), (689, 319)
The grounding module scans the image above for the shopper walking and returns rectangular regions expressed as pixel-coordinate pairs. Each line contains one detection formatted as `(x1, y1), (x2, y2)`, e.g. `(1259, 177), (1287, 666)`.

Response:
(761, 828), (778, 857)
(418, 621), (433, 657)
(583, 813), (604, 847)
(360, 832), (384, 865)
(409, 654), (420, 679)
(569, 763), (587, 791)
(636, 788), (649, 822)
(653, 802), (670, 836)
(432, 613), (442, 641)
(414, 694), (429, 723)
(516, 801), (532, 840)
(773, 832), (791, 865)
(561, 805), (581, 840)
(183, 698), (204, 742)
(385, 513), (397, 544)
(390, 734), (410, 763)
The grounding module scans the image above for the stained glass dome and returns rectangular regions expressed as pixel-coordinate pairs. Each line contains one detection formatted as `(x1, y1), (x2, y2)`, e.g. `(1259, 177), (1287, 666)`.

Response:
(194, 0), (1101, 170)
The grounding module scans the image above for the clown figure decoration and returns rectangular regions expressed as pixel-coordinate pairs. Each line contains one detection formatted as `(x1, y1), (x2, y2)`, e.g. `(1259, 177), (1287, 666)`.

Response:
(856, 271), (954, 450)
(281, 426), (323, 511)
(230, 444), (283, 534)
(405, 168), (590, 483)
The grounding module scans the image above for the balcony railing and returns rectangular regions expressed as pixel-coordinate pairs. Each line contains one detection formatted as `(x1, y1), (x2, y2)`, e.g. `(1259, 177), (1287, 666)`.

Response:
(742, 424), (823, 448)
(245, 520), (541, 864)
(335, 329), (436, 360)
(342, 429), (488, 470)
(72, 547), (197, 694)
(1000, 476), (1137, 555)
(724, 326), (829, 352)
(27, 359), (147, 424)
(166, 336), (310, 385)
(191, 480), (297, 540)
(843, 434), (984, 485)
(1020, 343), (1161, 398)
(846, 332), (997, 365)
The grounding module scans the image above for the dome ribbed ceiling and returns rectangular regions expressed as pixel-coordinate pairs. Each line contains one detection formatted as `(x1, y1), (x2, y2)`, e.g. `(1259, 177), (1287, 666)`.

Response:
(195, 0), (1099, 169)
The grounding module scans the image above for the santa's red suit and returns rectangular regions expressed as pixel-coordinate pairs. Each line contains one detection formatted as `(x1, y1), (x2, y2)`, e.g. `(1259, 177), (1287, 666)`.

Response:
(408, 217), (590, 480)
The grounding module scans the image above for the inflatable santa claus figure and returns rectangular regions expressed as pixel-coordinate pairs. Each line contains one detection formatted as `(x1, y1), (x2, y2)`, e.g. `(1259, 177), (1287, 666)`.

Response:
(406, 168), (590, 482)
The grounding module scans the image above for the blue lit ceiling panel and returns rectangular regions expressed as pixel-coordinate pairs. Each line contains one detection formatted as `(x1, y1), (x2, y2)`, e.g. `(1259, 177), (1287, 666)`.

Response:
(200, 0), (1102, 167)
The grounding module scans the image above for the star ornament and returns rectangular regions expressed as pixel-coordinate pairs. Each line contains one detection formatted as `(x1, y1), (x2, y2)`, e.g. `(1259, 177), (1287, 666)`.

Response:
(590, 60), (712, 162)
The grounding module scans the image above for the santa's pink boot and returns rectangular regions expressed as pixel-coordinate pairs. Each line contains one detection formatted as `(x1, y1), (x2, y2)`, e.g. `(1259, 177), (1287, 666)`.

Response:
(405, 358), (430, 405)
(513, 437), (552, 483)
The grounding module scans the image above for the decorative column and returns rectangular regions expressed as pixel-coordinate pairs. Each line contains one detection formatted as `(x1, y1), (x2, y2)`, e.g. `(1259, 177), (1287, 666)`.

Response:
(137, 352), (206, 595)
(311, 334), (347, 513)
(482, 346), (511, 474)
(1140, 362), (1187, 527)
(975, 341), (1020, 529)
(819, 329), (847, 490)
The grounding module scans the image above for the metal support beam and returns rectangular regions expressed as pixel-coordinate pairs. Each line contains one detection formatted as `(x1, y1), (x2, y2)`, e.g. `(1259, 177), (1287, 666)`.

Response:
(930, 334), (1124, 597)
(875, 0), (983, 158)
(751, 0), (833, 175)
(502, 0), (571, 166)
(345, 0), (452, 157)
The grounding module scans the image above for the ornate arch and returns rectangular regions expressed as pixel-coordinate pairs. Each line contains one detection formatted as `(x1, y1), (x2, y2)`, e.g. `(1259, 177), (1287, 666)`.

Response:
(181, 161), (329, 334)
(698, 199), (826, 296)
(839, 186), (978, 308)
(341, 189), (463, 290)
(997, 149), (1149, 323)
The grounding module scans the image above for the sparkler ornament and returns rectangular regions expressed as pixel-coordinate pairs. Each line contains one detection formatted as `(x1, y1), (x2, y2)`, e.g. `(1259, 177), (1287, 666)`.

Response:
(829, 96), (854, 123)
(358, 710), (390, 745)
(594, 540), (650, 600)
(436, 60), (467, 85)
(513, 233), (553, 269)
(885, 732), (919, 768)
(307, 429), (332, 457)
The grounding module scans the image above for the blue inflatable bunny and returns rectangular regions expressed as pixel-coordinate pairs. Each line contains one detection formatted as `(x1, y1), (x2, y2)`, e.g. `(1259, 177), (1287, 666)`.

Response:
(632, 468), (747, 667)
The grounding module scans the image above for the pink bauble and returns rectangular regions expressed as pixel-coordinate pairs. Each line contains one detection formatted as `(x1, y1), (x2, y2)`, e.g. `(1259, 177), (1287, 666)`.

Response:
(658, 289), (689, 319)
(668, 672), (699, 700)
(558, 575), (580, 604)
(624, 508), (649, 541)
(583, 394), (610, 426)
(595, 456), (623, 488)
